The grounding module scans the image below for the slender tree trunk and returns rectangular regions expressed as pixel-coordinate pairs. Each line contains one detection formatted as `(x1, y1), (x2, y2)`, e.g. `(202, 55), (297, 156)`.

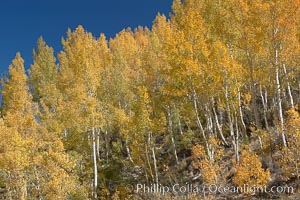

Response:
(152, 145), (159, 184)
(92, 127), (98, 198)
(125, 139), (134, 163)
(223, 85), (233, 146)
(144, 167), (149, 184)
(34, 166), (42, 199)
(174, 106), (183, 135)
(226, 102), (237, 159)
(167, 107), (179, 165)
(251, 84), (261, 129)
(192, 90), (211, 159)
(96, 129), (101, 162)
(212, 113), (217, 138)
(64, 129), (67, 138)
(205, 105), (213, 134)
(178, 119), (183, 135)
(246, 50), (261, 129)
(145, 132), (154, 181)
(225, 84), (239, 161)
(283, 64), (294, 108)
(212, 105), (228, 146)
(105, 129), (109, 163)
(260, 85), (269, 130)
(238, 87), (247, 138)
(296, 150), (300, 187)
(234, 109), (240, 163)
(275, 49), (287, 147)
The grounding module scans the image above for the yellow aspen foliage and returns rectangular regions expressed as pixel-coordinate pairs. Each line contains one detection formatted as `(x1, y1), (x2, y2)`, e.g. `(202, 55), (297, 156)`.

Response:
(2, 53), (38, 132)
(58, 25), (105, 149)
(0, 119), (31, 200)
(31, 128), (87, 199)
(113, 107), (130, 140)
(108, 28), (139, 107)
(191, 136), (224, 184)
(1, 53), (85, 199)
(59, 26), (104, 117)
(29, 37), (59, 109)
(130, 86), (152, 164)
(277, 107), (300, 180)
(1, 53), (28, 113)
(0, 54), (39, 199)
(233, 149), (270, 188)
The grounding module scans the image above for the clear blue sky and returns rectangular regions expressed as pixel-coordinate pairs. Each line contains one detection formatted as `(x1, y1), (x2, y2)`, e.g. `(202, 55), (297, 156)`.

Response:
(0, 0), (173, 73)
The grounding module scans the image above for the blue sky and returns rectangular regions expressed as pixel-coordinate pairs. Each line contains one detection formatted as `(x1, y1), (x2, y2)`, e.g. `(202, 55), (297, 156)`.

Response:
(0, 0), (173, 73)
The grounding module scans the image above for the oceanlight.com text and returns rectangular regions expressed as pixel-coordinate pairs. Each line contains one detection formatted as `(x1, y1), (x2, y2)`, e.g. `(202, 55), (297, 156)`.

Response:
(126, 183), (294, 195)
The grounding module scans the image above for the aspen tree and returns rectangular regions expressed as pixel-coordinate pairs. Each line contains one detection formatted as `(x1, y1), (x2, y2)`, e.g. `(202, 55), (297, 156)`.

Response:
(59, 25), (104, 198)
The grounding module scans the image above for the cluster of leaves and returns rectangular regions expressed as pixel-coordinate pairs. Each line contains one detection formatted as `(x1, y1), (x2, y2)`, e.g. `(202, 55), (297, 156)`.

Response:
(191, 137), (224, 184)
(233, 149), (270, 189)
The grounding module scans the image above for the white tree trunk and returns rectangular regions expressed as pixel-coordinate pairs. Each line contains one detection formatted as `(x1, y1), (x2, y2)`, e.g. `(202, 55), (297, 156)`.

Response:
(234, 112), (240, 163)
(64, 129), (68, 138)
(260, 85), (269, 129)
(145, 132), (154, 181)
(152, 146), (159, 184)
(178, 119), (183, 135)
(192, 90), (212, 160)
(125, 139), (134, 163)
(212, 105), (228, 146)
(205, 105), (213, 134)
(105, 129), (109, 163)
(167, 107), (179, 165)
(96, 129), (101, 162)
(92, 127), (98, 198)
(227, 102), (238, 161)
(238, 87), (247, 132)
(283, 64), (294, 108)
(275, 49), (287, 147)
